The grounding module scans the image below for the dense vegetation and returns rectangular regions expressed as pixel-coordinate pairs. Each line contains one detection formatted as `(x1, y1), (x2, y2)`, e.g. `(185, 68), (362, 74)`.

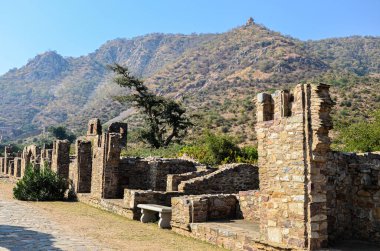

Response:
(122, 132), (258, 165)
(13, 165), (67, 201)
(334, 109), (380, 152)
(180, 132), (258, 165)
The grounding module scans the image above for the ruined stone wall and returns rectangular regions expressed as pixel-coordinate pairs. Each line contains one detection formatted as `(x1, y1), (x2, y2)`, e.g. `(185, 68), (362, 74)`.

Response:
(167, 168), (216, 192)
(148, 159), (196, 191)
(4, 146), (15, 175)
(21, 144), (41, 176)
(178, 163), (259, 195)
(256, 84), (333, 249)
(0, 157), (4, 173)
(90, 133), (121, 199)
(326, 151), (380, 244)
(40, 148), (52, 169)
(90, 135), (103, 198)
(171, 194), (238, 231)
(70, 140), (92, 193)
(107, 122), (128, 147)
(118, 158), (151, 190)
(238, 190), (261, 224)
(51, 140), (70, 179)
(13, 157), (21, 177)
(9, 160), (14, 176)
(118, 158), (197, 192)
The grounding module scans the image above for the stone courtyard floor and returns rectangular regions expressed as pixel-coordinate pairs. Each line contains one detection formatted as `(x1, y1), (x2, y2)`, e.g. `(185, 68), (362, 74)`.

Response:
(0, 176), (223, 251)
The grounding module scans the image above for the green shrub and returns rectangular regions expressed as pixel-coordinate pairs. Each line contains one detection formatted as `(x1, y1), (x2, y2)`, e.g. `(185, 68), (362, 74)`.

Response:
(180, 132), (258, 165)
(13, 165), (67, 201)
(237, 146), (259, 163)
(336, 109), (380, 152)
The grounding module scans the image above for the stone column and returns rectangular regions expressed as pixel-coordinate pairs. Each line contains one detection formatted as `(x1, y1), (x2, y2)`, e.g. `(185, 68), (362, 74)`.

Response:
(51, 140), (70, 179)
(75, 140), (92, 193)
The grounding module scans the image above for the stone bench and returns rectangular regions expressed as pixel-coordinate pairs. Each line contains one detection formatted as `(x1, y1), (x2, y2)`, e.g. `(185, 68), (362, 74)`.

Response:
(137, 204), (172, 229)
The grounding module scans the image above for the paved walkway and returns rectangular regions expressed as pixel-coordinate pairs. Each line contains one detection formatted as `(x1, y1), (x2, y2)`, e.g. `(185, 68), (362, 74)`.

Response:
(0, 199), (107, 250)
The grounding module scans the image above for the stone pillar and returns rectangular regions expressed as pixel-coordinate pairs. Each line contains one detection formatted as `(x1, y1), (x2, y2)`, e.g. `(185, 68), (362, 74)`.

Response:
(75, 140), (92, 193)
(14, 157), (22, 177)
(108, 122), (128, 147)
(0, 157), (4, 174)
(51, 140), (70, 179)
(90, 133), (121, 199)
(40, 146), (53, 170)
(255, 83), (334, 250)
(4, 146), (12, 175)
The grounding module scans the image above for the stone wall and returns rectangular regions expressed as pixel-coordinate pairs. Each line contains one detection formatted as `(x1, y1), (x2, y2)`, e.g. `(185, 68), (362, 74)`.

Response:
(4, 146), (15, 175)
(118, 157), (197, 192)
(40, 147), (52, 169)
(0, 157), (4, 173)
(256, 84), (333, 249)
(326, 151), (380, 244)
(118, 158), (151, 190)
(238, 190), (261, 224)
(171, 194), (238, 231)
(70, 140), (92, 193)
(178, 163), (259, 195)
(21, 145), (41, 175)
(166, 168), (216, 192)
(108, 122), (128, 147)
(13, 157), (21, 177)
(51, 140), (70, 179)
(91, 133), (121, 199)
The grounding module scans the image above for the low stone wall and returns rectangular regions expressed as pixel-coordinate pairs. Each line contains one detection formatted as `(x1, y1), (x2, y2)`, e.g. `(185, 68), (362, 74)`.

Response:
(238, 190), (261, 224)
(166, 168), (216, 192)
(77, 194), (135, 219)
(182, 222), (291, 251)
(178, 163), (259, 195)
(123, 189), (184, 220)
(327, 151), (380, 244)
(171, 194), (238, 231)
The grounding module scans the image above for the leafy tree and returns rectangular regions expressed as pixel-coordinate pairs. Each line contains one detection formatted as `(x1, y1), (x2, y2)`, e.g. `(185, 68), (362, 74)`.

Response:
(48, 126), (76, 143)
(110, 64), (193, 148)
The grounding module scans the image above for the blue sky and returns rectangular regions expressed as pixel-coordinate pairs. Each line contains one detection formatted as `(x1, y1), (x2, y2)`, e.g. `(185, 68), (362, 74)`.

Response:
(0, 0), (379, 75)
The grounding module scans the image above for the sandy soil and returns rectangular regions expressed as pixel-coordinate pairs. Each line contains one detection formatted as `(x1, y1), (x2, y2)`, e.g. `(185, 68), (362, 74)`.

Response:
(0, 177), (223, 251)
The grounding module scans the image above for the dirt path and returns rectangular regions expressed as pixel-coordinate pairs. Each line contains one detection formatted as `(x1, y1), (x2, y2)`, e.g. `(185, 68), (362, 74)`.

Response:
(0, 177), (223, 250)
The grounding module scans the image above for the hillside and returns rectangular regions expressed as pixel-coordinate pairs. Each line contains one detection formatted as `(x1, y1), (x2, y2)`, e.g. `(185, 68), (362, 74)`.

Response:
(0, 19), (379, 144)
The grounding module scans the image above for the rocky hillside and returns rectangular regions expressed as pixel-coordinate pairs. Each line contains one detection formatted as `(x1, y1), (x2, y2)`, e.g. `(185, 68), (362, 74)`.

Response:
(0, 19), (379, 143)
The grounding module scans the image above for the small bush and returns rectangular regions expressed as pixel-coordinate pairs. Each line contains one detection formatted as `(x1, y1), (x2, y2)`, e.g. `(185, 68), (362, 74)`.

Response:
(13, 165), (67, 201)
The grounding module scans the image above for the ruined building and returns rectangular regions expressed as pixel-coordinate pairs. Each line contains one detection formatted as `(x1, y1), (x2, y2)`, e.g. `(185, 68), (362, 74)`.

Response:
(1, 83), (380, 250)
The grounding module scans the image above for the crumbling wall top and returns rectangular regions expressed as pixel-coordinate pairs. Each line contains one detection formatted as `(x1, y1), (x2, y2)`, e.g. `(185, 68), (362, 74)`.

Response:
(87, 118), (102, 136)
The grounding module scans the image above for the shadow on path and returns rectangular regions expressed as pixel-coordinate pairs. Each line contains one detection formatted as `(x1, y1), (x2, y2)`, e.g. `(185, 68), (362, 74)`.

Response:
(0, 225), (61, 251)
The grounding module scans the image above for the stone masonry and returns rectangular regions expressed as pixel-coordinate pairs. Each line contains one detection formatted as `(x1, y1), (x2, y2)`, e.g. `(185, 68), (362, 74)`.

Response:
(256, 84), (334, 249)
(51, 140), (70, 179)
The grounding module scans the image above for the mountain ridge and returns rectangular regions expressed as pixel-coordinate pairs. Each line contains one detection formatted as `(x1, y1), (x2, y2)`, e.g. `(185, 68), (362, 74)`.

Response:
(0, 20), (379, 143)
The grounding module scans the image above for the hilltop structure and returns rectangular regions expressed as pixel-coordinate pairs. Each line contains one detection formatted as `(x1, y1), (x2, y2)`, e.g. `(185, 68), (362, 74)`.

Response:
(1, 83), (380, 250)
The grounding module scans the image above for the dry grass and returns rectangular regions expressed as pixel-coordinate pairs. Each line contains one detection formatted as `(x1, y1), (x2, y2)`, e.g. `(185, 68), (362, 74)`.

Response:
(0, 179), (224, 251)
